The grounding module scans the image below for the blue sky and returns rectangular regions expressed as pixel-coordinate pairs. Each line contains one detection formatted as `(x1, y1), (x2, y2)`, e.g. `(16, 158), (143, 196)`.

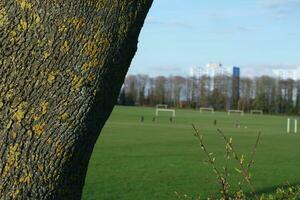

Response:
(129, 0), (300, 78)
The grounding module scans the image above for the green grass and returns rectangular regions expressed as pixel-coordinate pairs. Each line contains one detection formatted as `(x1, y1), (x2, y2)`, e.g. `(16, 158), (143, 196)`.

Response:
(82, 106), (300, 200)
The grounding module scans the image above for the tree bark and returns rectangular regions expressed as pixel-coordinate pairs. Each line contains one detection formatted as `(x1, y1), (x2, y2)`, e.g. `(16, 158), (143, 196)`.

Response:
(0, 0), (153, 199)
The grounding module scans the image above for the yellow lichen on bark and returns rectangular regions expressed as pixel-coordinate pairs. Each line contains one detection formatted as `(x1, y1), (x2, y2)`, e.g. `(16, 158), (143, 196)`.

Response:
(2, 144), (21, 177)
(47, 70), (60, 84)
(0, 0), (153, 198)
(58, 24), (67, 33)
(33, 113), (40, 121)
(9, 31), (17, 42)
(59, 113), (69, 122)
(33, 122), (46, 136)
(16, 0), (33, 10)
(6, 89), (14, 100)
(18, 19), (28, 31)
(82, 59), (99, 71)
(13, 110), (25, 122)
(43, 51), (51, 59)
(10, 189), (20, 199)
(26, 130), (33, 138)
(40, 101), (49, 115)
(10, 132), (17, 140)
(0, 5), (8, 27)
(82, 41), (98, 56)
(13, 102), (27, 122)
(70, 17), (86, 30)
(19, 172), (32, 184)
(88, 74), (96, 82)
(32, 13), (41, 24)
(37, 164), (44, 172)
(72, 75), (84, 91)
(60, 41), (70, 53)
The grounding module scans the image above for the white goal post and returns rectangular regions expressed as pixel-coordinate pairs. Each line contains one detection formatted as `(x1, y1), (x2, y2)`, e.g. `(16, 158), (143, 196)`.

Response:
(228, 110), (244, 116)
(250, 110), (263, 115)
(199, 107), (215, 113)
(287, 118), (298, 133)
(155, 108), (175, 117)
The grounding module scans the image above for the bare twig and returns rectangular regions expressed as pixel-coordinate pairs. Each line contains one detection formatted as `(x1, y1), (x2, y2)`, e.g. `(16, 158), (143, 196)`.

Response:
(217, 129), (259, 200)
(192, 124), (230, 200)
(247, 131), (261, 171)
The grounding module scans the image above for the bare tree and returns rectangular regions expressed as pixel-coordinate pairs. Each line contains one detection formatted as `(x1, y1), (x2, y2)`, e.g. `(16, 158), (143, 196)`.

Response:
(154, 76), (167, 104)
(136, 74), (149, 106)
(172, 76), (186, 107)
(124, 75), (138, 105)
(240, 78), (254, 111)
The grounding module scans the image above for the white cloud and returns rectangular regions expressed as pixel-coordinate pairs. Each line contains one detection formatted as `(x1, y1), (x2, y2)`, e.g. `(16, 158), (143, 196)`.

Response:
(129, 64), (189, 77)
(145, 17), (194, 29)
(241, 64), (300, 79)
(262, 0), (300, 17)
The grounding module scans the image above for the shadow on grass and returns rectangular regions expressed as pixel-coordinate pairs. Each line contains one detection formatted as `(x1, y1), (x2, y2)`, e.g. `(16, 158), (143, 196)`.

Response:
(246, 181), (300, 198)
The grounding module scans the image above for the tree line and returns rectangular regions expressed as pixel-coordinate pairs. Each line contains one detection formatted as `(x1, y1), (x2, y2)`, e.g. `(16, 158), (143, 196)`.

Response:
(119, 74), (300, 115)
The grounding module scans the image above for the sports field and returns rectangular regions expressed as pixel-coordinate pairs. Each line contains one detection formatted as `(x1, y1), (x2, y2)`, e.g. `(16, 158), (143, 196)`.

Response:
(82, 106), (300, 200)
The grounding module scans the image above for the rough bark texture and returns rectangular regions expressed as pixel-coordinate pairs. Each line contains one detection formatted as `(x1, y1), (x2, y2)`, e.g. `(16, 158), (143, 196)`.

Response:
(0, 0), (153, 199)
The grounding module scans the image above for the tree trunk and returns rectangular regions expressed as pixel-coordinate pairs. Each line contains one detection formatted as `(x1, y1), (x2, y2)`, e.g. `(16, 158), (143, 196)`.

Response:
(0, 0), (153, 199)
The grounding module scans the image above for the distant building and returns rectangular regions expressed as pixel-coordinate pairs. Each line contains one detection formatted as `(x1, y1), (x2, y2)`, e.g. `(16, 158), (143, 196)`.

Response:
(189, 63), (238, 110)
(232, 67), (240, 109)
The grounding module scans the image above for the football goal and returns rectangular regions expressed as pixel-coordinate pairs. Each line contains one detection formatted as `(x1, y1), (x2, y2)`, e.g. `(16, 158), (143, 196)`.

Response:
(155, 108), (175, 117)
(228, 110), (244, 116)
(250, 110), (263, 115)
(199, 107), (214, 114)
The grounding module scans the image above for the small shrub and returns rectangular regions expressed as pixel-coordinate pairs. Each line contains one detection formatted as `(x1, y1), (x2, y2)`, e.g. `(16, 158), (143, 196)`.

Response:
(175, 125), (300, 200)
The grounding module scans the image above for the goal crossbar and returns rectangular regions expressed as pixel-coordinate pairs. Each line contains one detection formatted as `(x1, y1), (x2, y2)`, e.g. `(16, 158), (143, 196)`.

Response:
(250, 110), (263, 115)
(156, 108), (175, 117)
(156, 104), (168, 109)
(228, 110), (244, 116)
(199, 107), (214, 113)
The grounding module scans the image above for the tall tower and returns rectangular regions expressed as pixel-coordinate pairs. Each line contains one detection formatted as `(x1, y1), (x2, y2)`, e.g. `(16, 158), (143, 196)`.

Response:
(232, 66), (240, 109)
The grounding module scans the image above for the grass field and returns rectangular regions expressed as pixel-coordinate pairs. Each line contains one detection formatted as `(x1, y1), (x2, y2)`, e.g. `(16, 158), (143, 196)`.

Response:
(82, 106), (300, 200)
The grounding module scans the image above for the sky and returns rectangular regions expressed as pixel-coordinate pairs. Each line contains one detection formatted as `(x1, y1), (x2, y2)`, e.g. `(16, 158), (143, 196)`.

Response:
(128, 0), (300, 78)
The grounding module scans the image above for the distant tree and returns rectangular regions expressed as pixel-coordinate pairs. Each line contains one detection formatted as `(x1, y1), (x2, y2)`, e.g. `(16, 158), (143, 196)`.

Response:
(211, 88), (226, 110)
(286, 79), (295, 114)
(270, 82), (278, 113)
(172, 76), (186, 107)
(240, 78), (254, 111)
(146, 77), (155, 106)
(123, 73), (300, 115)
(254, 76), (275, 113)
(0, 1), (153, 199)
(164, 76), (173, 106)
(124, 75), (138, 105)
(136, 74), (149, 106)
(154, 76), (167, 104)
(277, 79), (294, 114)
(212, 75), (230, 110)
(295, 80), (300, 114)
(199, 75), (211, 108)
(119, 88), (127, 105)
